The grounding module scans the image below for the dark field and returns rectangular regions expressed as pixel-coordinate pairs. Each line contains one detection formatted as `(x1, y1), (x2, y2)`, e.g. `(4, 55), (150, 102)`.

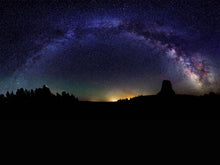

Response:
(1, 95), (219, 120)
(1, 85), (219, 164)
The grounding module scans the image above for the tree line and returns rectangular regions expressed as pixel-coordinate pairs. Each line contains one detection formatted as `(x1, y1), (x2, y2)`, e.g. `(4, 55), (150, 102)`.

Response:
(0, 85), (78, 104)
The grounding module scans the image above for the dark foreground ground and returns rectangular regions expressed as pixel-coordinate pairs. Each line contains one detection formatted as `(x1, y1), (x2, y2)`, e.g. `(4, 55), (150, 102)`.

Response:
(0, 95), (219, 120)
(1, 95), (219, 164)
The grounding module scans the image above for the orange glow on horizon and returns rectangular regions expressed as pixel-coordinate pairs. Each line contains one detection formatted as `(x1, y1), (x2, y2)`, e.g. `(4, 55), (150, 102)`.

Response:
(86, 90), (146, 102)
(108, 94), (137, 102)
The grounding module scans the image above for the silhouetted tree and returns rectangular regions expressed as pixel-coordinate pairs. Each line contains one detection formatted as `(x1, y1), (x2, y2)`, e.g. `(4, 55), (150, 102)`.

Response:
(62, 91), (69, 97)
(30, 89), (34, 97)
(56, 93), (61, 97)
(0, 94), (5, 104)
(16, 88), (25, 98)
(6, 91), (10, 98)
(10, 91), (15, 97)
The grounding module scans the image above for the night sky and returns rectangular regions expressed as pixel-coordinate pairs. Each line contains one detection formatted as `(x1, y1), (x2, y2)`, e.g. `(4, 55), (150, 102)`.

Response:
(0, 0), (220, 101)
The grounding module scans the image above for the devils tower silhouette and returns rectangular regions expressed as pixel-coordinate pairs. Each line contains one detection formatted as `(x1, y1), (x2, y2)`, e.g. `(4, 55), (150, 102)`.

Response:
(157, 80), (176, 96)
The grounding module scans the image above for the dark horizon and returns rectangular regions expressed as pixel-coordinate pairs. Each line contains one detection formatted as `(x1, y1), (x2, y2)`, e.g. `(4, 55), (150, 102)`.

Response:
(0, 79), (219, 121)
(1, 80), (219, 102)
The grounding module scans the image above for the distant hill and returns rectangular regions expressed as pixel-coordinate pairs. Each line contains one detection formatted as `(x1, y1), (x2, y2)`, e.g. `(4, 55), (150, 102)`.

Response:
(0, 80), (219, 120)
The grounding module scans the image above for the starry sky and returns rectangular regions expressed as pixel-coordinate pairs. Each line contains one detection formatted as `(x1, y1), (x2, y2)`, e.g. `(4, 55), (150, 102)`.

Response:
(0, 0), (220, 101)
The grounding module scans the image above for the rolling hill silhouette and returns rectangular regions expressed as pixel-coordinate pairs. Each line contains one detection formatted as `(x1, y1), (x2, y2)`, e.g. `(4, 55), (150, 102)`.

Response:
(0, 80), (219, 120)
(0, 80), (219, 165)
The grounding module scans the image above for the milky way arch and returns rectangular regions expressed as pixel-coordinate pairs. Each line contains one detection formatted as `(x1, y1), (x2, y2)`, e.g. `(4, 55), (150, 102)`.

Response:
(3, 17), (215, 99)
